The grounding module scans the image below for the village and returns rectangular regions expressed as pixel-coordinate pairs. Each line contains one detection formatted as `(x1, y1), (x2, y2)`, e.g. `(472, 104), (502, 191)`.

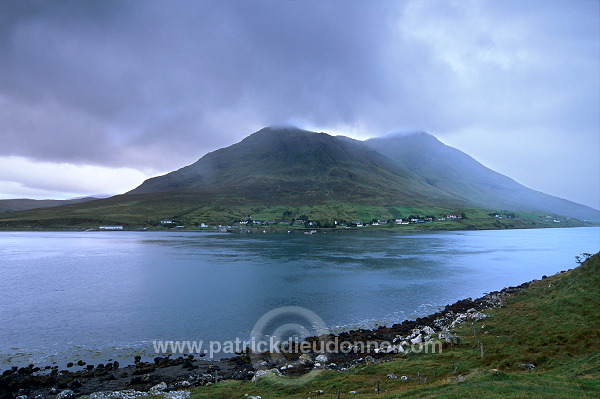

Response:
(92, 210), (576, 232)
(148, 213), (468, 231)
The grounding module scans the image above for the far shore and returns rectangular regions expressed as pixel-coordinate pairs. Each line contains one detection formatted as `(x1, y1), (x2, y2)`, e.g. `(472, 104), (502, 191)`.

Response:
(0, 220), (597, 233)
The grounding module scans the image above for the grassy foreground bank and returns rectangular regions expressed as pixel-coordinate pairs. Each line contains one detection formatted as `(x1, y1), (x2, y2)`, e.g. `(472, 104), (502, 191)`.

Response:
(179, 253), (599, 398)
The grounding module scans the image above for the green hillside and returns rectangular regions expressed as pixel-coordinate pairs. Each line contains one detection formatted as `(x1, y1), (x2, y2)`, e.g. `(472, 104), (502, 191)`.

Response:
(366, 132), (600, 222)
(129, 126), (464, 206)
(0, 196), (591, 230)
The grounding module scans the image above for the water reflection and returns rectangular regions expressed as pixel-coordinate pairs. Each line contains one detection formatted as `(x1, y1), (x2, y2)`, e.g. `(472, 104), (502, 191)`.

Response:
(0, 227), (598, 367)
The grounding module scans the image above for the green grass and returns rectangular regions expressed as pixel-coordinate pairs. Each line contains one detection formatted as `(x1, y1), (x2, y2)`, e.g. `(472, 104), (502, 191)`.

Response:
(173, 253), (600, 398)
(0, 196), (593, 230)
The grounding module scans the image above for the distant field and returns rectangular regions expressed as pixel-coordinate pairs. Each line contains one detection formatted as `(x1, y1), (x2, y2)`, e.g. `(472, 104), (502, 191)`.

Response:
(0, 196), (593, 230)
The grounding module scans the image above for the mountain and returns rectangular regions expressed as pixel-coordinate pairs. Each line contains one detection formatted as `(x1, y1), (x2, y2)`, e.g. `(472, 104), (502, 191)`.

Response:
(0, 126), (598, 227)
(365, 132), (600, 222)
(129, 126), (465, 207)
(0, 197), (99, 213)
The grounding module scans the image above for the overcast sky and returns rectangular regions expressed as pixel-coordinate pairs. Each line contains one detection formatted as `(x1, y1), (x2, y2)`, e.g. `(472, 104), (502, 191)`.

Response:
(1, 0), (599, 209)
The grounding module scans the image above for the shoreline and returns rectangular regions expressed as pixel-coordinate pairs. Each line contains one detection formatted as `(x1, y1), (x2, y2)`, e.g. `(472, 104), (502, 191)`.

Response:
(0, 270), (563, 399)
(0, 223), (597, 234)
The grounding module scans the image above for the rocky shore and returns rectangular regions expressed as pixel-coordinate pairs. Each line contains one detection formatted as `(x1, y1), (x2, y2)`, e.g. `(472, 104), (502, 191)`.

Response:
(1, 277), (542, 399)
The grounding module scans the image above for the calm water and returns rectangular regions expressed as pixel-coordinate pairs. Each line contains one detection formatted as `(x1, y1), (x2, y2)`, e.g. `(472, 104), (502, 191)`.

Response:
(0, 227), (598, 369)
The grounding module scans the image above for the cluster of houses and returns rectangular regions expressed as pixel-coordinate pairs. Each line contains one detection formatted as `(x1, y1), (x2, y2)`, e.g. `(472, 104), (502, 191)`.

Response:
(488, 212), (517, 220)
(97, 211), (578, 231)
(145, 213), (469, 230)
(227, 214), (464, 228)
(234, 219), (321, 226)
(393, 214), (462, 224)
(159, 220), (208, 228)
(543, 215), (562, 223)
(238, 219), (298, 225)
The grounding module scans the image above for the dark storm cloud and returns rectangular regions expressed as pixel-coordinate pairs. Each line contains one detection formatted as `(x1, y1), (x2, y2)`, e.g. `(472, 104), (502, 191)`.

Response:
(0, 0), (598, 207)
(0, 0), (401, 168)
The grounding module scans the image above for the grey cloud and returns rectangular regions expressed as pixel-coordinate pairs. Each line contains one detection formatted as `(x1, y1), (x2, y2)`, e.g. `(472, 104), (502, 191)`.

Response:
(0, 0), (598, 207)
(1, 1), (404, 166)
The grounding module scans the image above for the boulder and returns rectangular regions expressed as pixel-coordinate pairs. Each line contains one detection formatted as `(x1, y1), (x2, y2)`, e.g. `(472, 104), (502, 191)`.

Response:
(56, 390), (75, 399)
(149, 382), (167, 393)
(129, 376), (143, 385)
(315, 354), (328, 363)
(70, 379), (82, 389)
(518, 363), (535, 370)
(410, 335), (423, 345)
(422, 326), (435, 335)
(88, 390), (148, 399)
(251, 368), (282, 382)
(164, 393), (190, 399)
(472, 312), (487, 321)
(298, 354), (313, 365)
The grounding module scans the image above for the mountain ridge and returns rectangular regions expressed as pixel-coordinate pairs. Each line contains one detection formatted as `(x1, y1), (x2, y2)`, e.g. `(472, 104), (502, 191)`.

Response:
(0, 197), (99, 213)
(365, 132), (600, 221)
(0, 125), (598, 226)
(127, 125), (598, 221)
(129, 126), (467, 207)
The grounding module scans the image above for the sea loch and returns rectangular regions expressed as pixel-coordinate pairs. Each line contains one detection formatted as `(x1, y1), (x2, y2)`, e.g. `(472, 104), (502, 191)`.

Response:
(0, 227), (598, 369)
